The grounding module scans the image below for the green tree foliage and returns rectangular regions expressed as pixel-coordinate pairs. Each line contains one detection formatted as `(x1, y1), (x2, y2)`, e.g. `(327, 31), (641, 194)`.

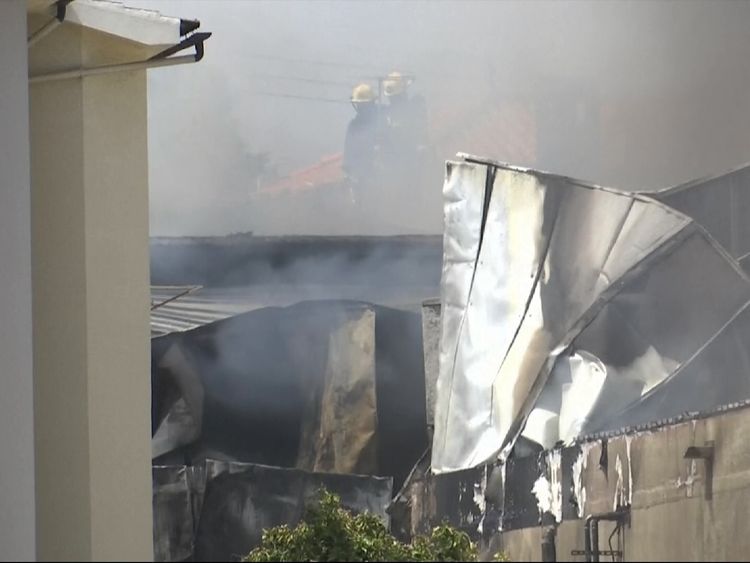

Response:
(244, 490), (483, 562)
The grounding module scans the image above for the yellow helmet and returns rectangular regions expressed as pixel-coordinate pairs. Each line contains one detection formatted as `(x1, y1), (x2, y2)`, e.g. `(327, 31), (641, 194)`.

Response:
(351, 83), (376, 103)
(383, 71), (408, 97)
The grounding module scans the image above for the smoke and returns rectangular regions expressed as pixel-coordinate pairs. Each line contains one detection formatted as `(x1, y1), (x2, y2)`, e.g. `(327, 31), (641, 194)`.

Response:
(155, 298), (427, 485)
(149, 235), (443, 308)
(130, 0), (750, 236)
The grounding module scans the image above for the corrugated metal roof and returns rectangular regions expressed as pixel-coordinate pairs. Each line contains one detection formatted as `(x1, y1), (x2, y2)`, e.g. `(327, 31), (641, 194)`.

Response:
(150, 283), (438, 338)
(150, 286), (266, 338)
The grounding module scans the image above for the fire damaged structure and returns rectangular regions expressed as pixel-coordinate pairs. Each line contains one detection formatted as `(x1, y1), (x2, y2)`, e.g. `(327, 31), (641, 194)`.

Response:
(152, 300), (427, 481)
(149, 158), (750, 562)
(149, 237), (441, 561)
(393, 155), (750, 561)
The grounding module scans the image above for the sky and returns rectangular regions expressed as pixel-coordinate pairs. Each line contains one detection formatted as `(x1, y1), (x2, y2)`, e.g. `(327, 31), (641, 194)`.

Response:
(128, 0), (750, 236)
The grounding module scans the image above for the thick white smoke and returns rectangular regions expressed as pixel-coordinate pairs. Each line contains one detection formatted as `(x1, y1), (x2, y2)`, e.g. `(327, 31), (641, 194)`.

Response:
(131, 0), (750, 236)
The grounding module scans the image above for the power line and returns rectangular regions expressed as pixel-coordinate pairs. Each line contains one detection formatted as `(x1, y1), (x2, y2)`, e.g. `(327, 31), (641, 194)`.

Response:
(247, 52), (385, 72)
(253, 91), (350, 104)
(253, 73), (354, 87)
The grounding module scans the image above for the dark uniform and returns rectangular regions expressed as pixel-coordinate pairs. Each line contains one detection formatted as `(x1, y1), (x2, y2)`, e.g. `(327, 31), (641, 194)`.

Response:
(380, 94), (432, 225)
(383, 94), (429, 158)
(343, 104), (380, 185)
(382, 94), (429, 183)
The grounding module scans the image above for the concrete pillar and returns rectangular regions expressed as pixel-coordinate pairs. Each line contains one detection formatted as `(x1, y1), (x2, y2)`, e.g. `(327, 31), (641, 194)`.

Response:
(29, 24), (153, 561)
(0, 3), (36, 561)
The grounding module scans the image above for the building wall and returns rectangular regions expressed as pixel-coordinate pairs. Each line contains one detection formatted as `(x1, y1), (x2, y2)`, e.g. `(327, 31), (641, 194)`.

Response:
(418, 298), (750, 561)
(29, 23), (152, 561)
(0, 2), (36, 561)
(499, 406), (750, 562)
(83, 68), (152, 561)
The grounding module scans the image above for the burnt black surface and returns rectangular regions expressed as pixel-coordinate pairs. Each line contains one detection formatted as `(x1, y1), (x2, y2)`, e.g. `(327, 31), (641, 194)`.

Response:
(153, 466), (197, 563)
(374, 306), (428, 491)
(432, 466), (487, 538)
(561, 445), (582, 521)
(155, 302), (364, 467)
(502, 451), (543, 530)
(151, 300), (429, 489)
(657, 166), (750, 262)
(587, 297), (750, 436)
(193, 463), (392, 562)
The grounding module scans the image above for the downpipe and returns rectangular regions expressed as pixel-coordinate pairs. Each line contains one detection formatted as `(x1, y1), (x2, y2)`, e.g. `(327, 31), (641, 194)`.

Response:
(583, 508), (629, 562)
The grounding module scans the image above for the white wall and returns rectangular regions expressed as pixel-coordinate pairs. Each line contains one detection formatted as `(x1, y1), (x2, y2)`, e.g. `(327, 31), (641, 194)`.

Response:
(0, 2), (36, 561)
(29, 22), (153, 560)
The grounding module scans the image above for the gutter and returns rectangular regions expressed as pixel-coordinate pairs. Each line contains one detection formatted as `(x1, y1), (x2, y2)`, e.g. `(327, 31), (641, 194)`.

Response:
(27, 0), (73, 48)
(29, 30), (211, 84)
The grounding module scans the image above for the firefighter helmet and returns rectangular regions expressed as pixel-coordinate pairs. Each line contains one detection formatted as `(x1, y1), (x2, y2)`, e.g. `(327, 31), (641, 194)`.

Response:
(383, 71), (409, 97)
(351, 83), (376, 103)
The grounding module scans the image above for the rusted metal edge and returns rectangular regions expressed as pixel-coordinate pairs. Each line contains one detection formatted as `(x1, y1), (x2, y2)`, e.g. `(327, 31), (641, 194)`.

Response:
(576, 398), (750, 444)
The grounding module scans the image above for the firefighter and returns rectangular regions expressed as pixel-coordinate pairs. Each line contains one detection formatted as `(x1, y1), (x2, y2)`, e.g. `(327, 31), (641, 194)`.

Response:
(379, 71), (432, 225)
(343, 83), (380, 193)
(381, 71), (429, 158)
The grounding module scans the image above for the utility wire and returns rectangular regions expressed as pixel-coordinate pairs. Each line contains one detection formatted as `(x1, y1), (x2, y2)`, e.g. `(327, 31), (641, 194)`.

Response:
(247, 52), (384, 72)
(253, 91), (350, 104)
(253, 73), (354, 86)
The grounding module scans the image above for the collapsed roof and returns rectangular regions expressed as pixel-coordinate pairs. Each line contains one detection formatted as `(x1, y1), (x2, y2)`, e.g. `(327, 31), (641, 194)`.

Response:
(432, 154), (750, 473)
(151, 299), (428, 491)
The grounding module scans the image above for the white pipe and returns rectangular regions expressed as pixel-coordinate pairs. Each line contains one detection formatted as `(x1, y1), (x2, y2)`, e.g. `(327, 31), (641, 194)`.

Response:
(27, 18), (62, 48)
(29, 54), (197, 84)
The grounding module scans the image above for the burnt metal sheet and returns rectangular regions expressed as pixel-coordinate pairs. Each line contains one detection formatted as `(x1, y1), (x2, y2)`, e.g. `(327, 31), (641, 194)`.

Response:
(591, 301), (750, 434)
(432, 155), (693, 473)
(502, 452), (545, 531)
(388, 451), (488, 543)
(153, 465), (197, 562)
(193, 460), (393, 562)
(152, 301), (379, 472)
(652, 161), (750, 266)
(152, 341), (205, 459)
(421, 298), (441, 431)
(523, 351), (608, 449)
(152, 300), (427, 492)
(296, 307), (378, 474)
(524, 226), (750, 447)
